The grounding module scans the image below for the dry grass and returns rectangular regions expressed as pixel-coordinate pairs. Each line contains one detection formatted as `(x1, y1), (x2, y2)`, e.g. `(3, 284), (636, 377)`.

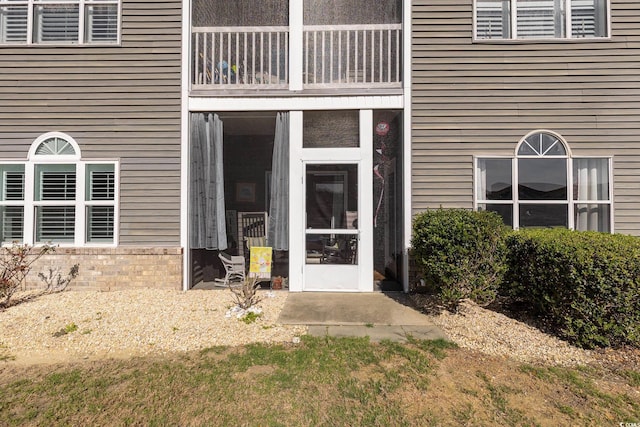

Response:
(0, 336), (639, 426)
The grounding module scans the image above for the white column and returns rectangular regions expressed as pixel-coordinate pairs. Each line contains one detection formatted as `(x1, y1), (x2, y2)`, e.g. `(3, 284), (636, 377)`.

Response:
(288, 111), (304, 291)
(289, 0), (304, 91)
(402, 0), (412, 292)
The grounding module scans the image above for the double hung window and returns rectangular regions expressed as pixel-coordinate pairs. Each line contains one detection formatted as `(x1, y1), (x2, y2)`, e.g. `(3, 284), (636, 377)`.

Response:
(85, 164), (115, 243)
(475, 0), (609, 40)
(475, 130), (612, 232)
(0, 0), (119, 44)
(35, 163), (77, 242)
(0, 133), (118, 245)
(0, 165), (25, 243)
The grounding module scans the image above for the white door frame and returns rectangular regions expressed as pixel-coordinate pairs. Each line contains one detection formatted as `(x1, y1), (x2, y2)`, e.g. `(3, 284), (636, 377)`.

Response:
(289, 110), (373, 292)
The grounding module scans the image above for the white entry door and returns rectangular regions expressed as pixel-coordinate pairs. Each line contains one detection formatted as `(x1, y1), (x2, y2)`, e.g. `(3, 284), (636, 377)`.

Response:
(292, 110), (373, 292)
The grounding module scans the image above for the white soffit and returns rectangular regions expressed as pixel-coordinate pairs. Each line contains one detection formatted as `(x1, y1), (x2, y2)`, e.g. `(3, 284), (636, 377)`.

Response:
(189, 96), (404, 112)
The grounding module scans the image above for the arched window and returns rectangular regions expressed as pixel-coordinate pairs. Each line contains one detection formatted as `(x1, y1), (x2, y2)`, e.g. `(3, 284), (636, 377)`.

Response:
(475, 130), (612, 232)
(516, 131), (570, 228)
(517, 130), (567, 156)
(34, 137), (78, 156)
(0, 132), (118, 245)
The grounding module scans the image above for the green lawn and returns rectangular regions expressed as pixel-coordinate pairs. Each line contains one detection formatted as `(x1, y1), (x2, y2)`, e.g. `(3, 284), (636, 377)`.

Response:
(0, 336), (638, 426)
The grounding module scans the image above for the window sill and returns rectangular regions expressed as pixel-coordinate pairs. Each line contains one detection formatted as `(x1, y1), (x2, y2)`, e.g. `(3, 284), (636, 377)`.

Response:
(472, 36), (612, 45)
(0, 42), (121, 48)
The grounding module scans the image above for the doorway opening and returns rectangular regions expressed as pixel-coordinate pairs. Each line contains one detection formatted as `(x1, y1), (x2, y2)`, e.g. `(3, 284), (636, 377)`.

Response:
(189, 111), (289, 289)
(372, 110), (403, 291)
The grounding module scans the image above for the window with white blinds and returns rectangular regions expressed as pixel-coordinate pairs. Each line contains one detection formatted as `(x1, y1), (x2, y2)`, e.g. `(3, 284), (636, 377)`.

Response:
(1, 206), (24, 243)
(0, 165), (25, 244)
(0, 0), (119, 44)
(0, 5), (27, 43)
(36, 206), (75, 242)
(4, 171), (24, 201)
(87, 167), (114, 200)
(86, 164), (115, 242)
(86, 206), (113, 242)
(36, 166), (76, 201)
(475, 0), (608, 40)
(0, 132), (118, 245)
(34, 164), (76, 243)
(85, 3), (117, 42)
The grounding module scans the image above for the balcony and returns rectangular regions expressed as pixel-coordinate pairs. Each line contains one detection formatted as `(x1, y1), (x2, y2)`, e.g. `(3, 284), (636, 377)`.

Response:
(191, 24), (402, 92)
(192, 26), (289, 90)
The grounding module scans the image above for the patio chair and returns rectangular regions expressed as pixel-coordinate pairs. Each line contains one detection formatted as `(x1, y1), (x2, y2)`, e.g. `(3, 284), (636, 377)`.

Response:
(214, 252), (245, 287)
(238, 212), (268, 256)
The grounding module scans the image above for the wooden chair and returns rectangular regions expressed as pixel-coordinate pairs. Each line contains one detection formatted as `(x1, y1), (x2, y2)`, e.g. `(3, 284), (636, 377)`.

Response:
(237, 212), (268, 256)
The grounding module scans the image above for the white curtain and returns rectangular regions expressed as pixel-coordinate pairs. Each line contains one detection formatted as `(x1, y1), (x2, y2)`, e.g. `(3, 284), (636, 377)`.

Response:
(575, 158), (609, 232)
(190, 113), (227, 249)
(268, 112), (289, 250)
(477, 159), (488, 200)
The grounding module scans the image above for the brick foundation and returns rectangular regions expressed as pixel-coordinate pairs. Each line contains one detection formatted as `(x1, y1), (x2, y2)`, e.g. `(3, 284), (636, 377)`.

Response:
(21, 247), (183, 291)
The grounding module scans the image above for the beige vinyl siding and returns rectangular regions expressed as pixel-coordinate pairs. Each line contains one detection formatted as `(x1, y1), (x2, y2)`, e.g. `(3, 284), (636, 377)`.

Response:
(0, 0), (182, 245)
(412, 0), (640, 234)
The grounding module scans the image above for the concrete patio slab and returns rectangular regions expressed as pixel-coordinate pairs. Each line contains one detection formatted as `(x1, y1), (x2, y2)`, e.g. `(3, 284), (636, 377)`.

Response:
(307, 325), (448, 343)
(278, 292), (434, 326)
(278, 292), (448, 342)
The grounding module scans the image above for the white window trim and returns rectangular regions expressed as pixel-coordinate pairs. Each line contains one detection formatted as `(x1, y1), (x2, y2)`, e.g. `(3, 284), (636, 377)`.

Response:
(0, 133), (119, 247)
(474, 133), (614, 232)
(473, 0), (612, 42)
(29, 131), (81, 160)
(0, 0), (121, 46)
(82, 160), (119, 245)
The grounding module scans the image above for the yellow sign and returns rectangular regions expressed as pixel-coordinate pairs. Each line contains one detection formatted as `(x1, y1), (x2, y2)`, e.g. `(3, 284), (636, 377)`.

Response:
(249, 246), (272, 279)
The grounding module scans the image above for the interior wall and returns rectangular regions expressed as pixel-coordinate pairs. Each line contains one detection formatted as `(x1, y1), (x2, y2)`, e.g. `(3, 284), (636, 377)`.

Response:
(224, 134), (273, 213)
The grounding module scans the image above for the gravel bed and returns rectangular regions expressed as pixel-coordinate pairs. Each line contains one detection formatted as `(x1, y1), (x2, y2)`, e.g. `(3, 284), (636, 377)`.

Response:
(0, 289), (307, 365)
(410, 294), (596, 367)
(2, 289), (634, 369)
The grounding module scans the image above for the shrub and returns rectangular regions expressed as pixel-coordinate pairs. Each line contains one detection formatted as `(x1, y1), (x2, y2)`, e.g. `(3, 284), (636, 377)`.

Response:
(229, 276), (262, 310)
(0, 243), (55, 308)
(38, 264), (80, 294)
(506, 229), (640, 349)
(411, 208), (509, 309)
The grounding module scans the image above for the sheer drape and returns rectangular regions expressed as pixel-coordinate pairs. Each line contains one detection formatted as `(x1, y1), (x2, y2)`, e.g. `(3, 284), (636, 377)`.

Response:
(574, 158), (609, 232)
(190, 113), (227, 249)
(477, 159), (487, 199)
(268, 112), (289, 250)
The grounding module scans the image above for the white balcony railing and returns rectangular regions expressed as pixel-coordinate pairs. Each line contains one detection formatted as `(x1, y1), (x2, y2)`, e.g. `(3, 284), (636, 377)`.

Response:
(303, 24), (402, 87)
(191, 24), (402, 90)
(192, 26), (289, 89)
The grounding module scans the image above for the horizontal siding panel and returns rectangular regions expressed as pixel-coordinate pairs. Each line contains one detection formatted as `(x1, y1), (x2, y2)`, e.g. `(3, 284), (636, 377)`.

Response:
(0, 61), (181, 69)
(0, 93), (181, 101)
(0, 69), (181, 77)
(121, 188), (181, 197)
(119, 236), (180, 244)
(123, 209), (180, 217)
(0, 47), (179, 55)
(0, 108), (180, 115)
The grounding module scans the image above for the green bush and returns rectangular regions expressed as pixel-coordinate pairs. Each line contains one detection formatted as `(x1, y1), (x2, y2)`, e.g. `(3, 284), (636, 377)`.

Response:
(506, 229), (640, 349)
(411, 209), (509, 309)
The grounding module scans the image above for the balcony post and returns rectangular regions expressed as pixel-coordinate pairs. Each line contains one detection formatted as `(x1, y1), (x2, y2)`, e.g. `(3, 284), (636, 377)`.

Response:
(289, 0), (303, 91)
